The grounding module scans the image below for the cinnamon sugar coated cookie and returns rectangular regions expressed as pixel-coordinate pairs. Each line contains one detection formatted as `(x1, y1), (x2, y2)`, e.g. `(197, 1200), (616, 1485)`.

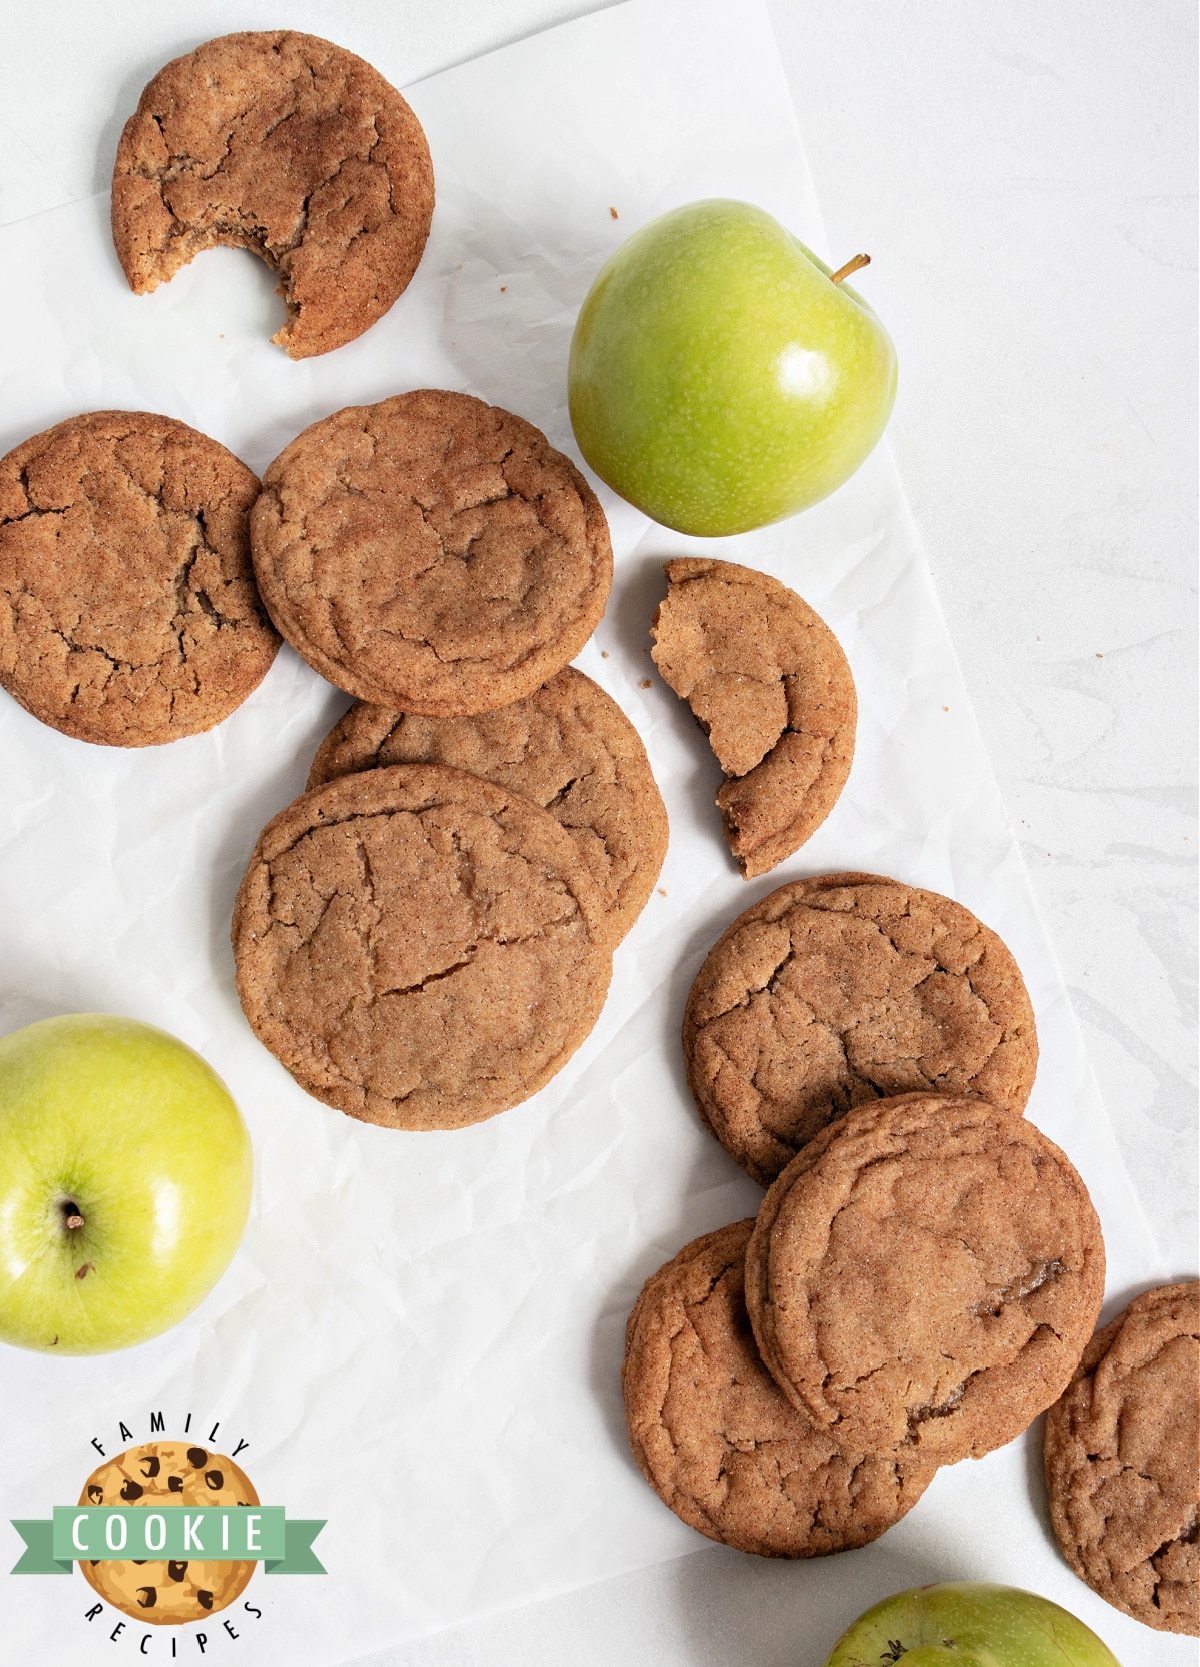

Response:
(744, 1093), (1105, 1465)
(622, 1219), (937, 1557)
(683, 872), (1038, 1184)
(232, 763), (612, 1129)
(251, 391), (613, 713)
(651, 558), (855, 877)
(0, 412), (278, 745)
(1044, 1281), (1199, 1635)
(307, 668), (667, 947)
(79, 1443), (258, 1625)
(111, 32), (434, 358)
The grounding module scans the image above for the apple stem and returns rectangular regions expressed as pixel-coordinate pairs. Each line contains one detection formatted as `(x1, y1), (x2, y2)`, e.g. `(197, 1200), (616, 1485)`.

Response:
(830, 253), (871, 285)
(61, 1199), (84, 1232)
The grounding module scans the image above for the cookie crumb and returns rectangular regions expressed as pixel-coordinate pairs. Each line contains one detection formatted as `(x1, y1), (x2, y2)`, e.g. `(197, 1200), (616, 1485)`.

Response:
(640, 678), (652, 689)
(943, 705), (949, 712)
(657, 888), (667, 897)
(500, 286), (507, 292)
(601, 650), (610, 658)
(609, 206), (619, 219)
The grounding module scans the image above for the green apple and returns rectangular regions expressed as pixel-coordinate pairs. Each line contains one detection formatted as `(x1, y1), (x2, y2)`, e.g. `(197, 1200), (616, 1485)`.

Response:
(568, 198), (897, 535)
(822, 1582), (1122, 1667)
(0, 1014), (252, 1354)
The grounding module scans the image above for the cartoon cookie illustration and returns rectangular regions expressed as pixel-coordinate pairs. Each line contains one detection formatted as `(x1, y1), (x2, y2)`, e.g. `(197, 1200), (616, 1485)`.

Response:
(78, 1442), (258, 1625)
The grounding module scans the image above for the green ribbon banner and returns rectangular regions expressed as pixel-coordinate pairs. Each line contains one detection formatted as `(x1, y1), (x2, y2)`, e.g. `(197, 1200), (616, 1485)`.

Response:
(11, 1508), (325, 1575)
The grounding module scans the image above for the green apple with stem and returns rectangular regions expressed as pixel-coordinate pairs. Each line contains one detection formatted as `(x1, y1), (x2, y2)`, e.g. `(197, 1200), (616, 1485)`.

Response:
(822, 1582), (1122, 1667)
(0, 1014), (252, 1354)
(568, 198), (897, 536)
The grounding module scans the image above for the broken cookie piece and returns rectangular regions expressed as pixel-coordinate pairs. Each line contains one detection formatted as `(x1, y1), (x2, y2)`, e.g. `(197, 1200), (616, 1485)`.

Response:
(111, 31), (435, 359)
(650, 557), (855, 877)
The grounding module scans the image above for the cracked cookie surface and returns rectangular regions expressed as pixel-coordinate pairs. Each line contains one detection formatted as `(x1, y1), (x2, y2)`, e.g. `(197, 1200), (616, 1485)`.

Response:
(79, 1442), (257, 1625)
(111, 31), (434, 359)
(1044, 1281), (1199, 1635)
(306, 668), (667, 947)
(0, 411), (278, 745)
(651, 558), (855, 877)
(622, 1219), (937, 1558)
(683, 872), (1038, 1185)
(232, 762), (612, 1128)
(251, 391), (613, 713)
(744, 1093), (1105, 1465)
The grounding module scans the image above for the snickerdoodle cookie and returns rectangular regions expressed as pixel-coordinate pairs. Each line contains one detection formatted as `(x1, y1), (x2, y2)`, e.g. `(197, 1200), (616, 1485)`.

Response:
(232, 762), (612, 1129)
(251, 391), (613, 714)
(1044, 1281), (1199, 1635)
(307, 668), (667, 947)
(111, 31), (434, 358)
(683, 872), (1037, 1185)
(745, 1093), (1105, 1466)
(0, 411), (278, 745)
(622, 1218), (937, 1557)
(651, 558), (855, 878)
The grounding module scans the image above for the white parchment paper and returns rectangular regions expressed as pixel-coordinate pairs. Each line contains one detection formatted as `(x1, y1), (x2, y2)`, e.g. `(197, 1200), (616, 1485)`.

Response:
(0, 1), (1172, 1662)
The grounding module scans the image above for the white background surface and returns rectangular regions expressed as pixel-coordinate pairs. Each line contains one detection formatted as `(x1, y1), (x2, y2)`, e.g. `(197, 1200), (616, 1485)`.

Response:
(0, 3), (1194, 1665)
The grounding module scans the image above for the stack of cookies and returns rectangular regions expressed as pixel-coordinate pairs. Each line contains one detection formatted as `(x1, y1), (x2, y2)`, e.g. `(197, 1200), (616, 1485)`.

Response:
(622, 871), (1107, 1561)
(623, 1088), (1106, 1560)
(231, 390), (666, 1130)
(626, 870), (1198, 1637)
(0, 382), (663, 1132)
(651, 557), (857, 878)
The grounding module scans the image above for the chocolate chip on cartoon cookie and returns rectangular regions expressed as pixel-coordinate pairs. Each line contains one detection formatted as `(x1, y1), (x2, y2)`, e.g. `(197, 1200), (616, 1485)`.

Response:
(139, 1455), (161, 1479)
(205, 1471), (224, 1490)
(136, 1588), (156, 1608)
(111, 32), (435, 358)
(119, 1480), (143, 1501)
(651, 558), (856, 877)
(167, 1561), (188, 1583)
(187, 1448), (208, 1468)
